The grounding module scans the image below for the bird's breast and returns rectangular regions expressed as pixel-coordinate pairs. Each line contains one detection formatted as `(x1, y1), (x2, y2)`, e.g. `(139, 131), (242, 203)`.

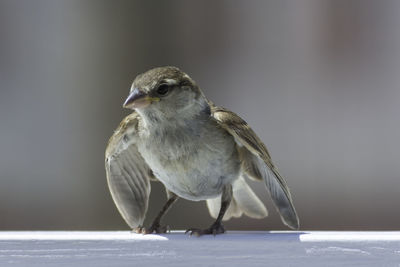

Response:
(137, 122), (240, 200)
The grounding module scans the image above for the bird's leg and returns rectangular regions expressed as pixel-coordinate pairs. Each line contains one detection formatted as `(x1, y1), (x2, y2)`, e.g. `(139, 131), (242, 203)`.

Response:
(186, 184), (232, 237)
(135, 191), (178, 234)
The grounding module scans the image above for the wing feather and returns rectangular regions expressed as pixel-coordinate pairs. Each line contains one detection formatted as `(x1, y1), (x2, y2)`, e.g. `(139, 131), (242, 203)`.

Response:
(211, 105), (299, 229)
(105, 113), (152, 229)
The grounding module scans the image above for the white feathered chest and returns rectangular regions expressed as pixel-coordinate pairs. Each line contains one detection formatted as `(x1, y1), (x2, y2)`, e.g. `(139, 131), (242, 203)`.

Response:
(137, 117), (240, 201)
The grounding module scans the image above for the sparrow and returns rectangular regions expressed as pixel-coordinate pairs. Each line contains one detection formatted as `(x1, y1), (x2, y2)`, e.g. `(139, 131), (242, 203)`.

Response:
(105, 66), (299, 236)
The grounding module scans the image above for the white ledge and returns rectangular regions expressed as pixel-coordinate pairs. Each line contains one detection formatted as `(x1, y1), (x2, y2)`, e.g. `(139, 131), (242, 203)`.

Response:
(0, 231), (399, 266)
(1, 230), (400, 242)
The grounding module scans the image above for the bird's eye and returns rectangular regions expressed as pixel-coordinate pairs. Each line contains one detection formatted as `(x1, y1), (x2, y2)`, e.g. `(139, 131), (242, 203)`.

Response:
(157, 84), (169, 96)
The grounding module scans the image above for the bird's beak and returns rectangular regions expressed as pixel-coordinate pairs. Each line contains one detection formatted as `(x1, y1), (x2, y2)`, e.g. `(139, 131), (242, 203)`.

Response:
(123, 88), (160, 109)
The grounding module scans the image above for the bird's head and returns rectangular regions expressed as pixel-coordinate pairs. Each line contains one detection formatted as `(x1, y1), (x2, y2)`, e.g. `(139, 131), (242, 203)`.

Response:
(123, 66), (208, 121)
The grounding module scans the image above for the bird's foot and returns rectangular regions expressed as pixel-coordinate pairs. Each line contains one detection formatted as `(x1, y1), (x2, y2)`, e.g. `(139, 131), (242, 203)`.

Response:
(133, 223), (170, 234)
(185, 222), (225, 237)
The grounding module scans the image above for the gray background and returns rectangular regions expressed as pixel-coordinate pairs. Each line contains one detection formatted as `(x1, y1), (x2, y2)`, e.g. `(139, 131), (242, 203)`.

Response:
(0, 0), (399, 231)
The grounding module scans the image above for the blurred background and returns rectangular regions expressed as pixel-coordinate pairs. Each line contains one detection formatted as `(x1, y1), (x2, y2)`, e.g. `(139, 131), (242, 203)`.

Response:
(1, 0), (399, 231)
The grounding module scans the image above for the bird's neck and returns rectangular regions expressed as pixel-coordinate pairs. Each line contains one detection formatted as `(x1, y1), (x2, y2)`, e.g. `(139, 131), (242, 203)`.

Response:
(137, 98), (211, 135)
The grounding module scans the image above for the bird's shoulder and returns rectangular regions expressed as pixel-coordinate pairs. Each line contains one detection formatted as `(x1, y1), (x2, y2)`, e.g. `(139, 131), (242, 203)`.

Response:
(105, 112), (141, 159)
(209, 103), (272, 161)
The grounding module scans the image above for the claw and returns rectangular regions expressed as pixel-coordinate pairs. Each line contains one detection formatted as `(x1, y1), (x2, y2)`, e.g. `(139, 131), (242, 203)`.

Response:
(133, 224), (170, 235)
(185, 228), (202, 237)
(185, 223), (225, 237)
(133, 226), (144, 234)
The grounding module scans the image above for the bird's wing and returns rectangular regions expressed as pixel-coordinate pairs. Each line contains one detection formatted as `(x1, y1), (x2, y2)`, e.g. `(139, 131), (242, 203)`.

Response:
(211, 105), (299, 229)
(105, 112), (152, 229)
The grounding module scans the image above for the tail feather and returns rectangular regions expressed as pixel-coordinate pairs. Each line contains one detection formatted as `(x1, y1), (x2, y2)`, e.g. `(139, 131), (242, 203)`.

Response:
(233, 177), (268, 219)
(206, 195), (242, 221)
(206, 177), (267, 221)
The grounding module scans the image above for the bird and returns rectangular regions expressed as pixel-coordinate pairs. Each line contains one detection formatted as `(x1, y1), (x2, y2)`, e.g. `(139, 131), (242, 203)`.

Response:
(105, 66), (299, 236)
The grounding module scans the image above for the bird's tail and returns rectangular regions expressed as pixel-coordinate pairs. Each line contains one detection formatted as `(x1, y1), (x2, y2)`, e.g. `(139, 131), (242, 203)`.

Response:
(206, 176), (268, 221)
